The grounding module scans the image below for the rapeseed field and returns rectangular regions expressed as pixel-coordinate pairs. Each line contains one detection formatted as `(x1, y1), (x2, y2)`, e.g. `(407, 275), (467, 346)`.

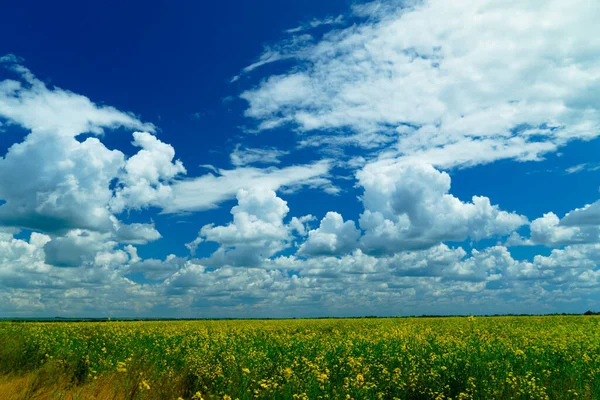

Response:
(1, 316), (599, 399)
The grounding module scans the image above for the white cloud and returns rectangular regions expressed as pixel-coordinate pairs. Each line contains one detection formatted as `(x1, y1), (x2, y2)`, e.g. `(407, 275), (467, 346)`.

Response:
(0, 231), (51, 288)
(504, 232), (534, 247)
(230, 144), (289, 167)
(0, 64), (154, 137)
(231, 34), (314, 82)
(110, 131), (186, 213)
(298, 212), (361, 256)
(565, 163), (587, 174)
(2, 225), (600, 317)
(357, 160), (527, 253)
(112, 220), (162, 244)
(289, 214), (316, 236)
(190, 189), (292, 267)
(286, 15), (344, 34)
(564, 163), (600, 174)
(166, 160), (333, 213)
(530, 200), (600, 246)
(240, 0), (600, 167)
(0, 130), (123, 233)
(0, 54), (24, 64)
(0, 60), (178, 243)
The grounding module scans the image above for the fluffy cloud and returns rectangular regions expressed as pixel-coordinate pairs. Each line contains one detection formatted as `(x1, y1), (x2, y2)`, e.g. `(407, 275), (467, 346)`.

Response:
(0, 231), (51, 288)
(189, 189), (292, 267)
(240, 0), (600, 167)
(0, 60), (181, 245)
(110, 131), (186, 213)
(298, 212), (360, 256)
(112, 221), (162, 244)
(0, 131), (124, 233)
(2, 225), (600, 317)
(289, 215), (316, 237)
(187, 160), (527, 263)
(529, 200), (600, 246)
(357, 161), (527, 253)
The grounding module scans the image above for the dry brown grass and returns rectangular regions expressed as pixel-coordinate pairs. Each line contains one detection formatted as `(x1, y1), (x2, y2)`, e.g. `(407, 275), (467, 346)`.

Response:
(0, 373), (130, 400)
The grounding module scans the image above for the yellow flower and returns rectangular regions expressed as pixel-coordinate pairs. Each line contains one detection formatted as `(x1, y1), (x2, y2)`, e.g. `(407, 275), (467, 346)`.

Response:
(117, 361), (127, 373)
(242, 367), (251, 374)
(284, 367), (293, 379)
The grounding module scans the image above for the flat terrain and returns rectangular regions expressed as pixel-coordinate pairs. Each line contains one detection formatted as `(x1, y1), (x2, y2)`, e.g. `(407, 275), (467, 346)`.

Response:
(1, 316), (599, 399)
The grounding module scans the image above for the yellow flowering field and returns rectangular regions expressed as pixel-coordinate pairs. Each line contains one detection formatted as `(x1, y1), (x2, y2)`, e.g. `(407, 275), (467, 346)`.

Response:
(1, 316), (599, 399)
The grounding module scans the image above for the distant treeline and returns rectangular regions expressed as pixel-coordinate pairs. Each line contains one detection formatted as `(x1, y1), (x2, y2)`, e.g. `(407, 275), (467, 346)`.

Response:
(1, 312), (599, 323)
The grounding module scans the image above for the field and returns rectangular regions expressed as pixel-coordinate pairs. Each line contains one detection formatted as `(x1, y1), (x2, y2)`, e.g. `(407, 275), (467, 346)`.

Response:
(1, 317), (599, 399)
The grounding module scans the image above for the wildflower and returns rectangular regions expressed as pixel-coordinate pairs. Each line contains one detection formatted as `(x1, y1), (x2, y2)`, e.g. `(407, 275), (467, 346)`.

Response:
(317, 373), (328, 383)
(117, 361), (127, 373)
(242, 367), (250, 374)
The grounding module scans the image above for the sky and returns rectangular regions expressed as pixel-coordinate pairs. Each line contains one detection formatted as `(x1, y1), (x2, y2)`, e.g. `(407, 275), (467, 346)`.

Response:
(1, 0), (600, 318)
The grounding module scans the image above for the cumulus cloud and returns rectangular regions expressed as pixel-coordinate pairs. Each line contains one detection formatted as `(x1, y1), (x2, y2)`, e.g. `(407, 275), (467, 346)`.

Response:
(43, 230), (121, 268)
(529, 200), (600, 246)
(2, 224), (600, 317)
(0, 231), (51, 288)
(189, 189), (292, 267)
(110, 131), (186, 213)
(298, 212), (361, 256)
(561, 201), (600, 227)
(125, 254), (188, 281)
(0, 131), (124, 233)
(112, 221), (162, 244)
(240, 0), (600, 166)
(0, 60), (180, 244)
(357, 160), (527, 253)
(289, 214), (316, 237)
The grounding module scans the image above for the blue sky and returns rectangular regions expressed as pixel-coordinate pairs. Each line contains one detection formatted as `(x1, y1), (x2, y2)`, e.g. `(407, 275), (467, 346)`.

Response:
(1, 0), (600, 318)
